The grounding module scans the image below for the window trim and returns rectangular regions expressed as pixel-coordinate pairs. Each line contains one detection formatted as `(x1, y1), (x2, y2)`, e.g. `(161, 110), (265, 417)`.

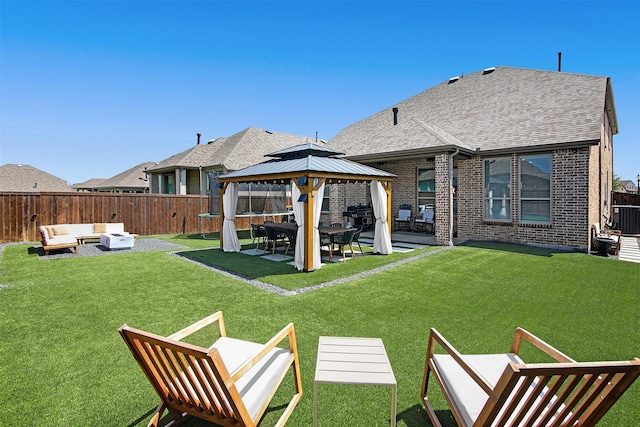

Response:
(518, 153), (552, 225)
(417, 166), (436, 211)
(483, 157), (512, 222)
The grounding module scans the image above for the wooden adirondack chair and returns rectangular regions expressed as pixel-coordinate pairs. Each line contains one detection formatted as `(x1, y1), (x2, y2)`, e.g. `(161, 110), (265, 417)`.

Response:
(421, 327), (640, 427)
(119, 311), (302, 427)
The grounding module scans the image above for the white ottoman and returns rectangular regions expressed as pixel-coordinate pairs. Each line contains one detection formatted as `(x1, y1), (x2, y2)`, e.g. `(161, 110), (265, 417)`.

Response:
(100, 233), (134, 250)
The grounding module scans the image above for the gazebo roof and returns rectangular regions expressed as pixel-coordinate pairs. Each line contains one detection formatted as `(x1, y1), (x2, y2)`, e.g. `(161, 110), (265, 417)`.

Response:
(218, 143), (395, 183)
(266, 143), (344, 158)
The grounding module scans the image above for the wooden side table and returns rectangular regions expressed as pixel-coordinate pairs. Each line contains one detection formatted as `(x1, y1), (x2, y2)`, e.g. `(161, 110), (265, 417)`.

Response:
(313, 336), (396, 426)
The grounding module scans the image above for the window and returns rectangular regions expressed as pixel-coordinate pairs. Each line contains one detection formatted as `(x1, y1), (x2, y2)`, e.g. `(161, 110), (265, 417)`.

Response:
(417, 168), (435, 208)
(322, 186), (330, 212)
(484, 158), (511, 221)
(163, 175), (175, 194)
(519, 154), (551, 223)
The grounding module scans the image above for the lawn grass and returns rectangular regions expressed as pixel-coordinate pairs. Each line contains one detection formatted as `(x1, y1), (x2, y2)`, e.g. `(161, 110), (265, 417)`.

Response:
(0, 235), (638, 426)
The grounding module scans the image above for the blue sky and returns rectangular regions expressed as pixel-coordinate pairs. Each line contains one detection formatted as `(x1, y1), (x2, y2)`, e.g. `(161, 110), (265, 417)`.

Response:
(1, 1), (639, 185)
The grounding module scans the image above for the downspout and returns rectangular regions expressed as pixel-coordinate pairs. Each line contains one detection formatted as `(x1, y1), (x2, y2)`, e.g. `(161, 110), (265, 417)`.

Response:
(448, 148), (459, 246)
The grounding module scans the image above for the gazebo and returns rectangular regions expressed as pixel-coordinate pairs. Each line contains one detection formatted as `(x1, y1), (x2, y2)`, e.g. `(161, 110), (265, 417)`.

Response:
(217, 143), (396, 271)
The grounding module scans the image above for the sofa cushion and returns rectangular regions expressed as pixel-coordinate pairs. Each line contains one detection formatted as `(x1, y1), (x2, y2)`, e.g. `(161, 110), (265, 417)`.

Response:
(94, 223), (107, 233)
(51, 234), (79, 245)
(52, 226), (69, 235)
(46, 227), (55, 239)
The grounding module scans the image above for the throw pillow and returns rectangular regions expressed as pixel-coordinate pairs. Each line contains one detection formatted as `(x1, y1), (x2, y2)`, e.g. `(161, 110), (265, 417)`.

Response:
(52, 226), (69, 235)
(46, 227), (55, 239)
(94, 223), (107, 233)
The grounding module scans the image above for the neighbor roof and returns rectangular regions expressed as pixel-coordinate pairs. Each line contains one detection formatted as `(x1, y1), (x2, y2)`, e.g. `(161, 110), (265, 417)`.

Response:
(93, 162), (157, 191)
(0, 164), (72, 192)
(330, 66), (617, 161)
(147, 127), (316, 173)
(71, 178), (107, 190)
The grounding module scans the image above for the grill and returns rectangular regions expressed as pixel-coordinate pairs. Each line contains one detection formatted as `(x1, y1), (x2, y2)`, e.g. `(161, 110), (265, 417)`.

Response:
(342, 204), (373, 230)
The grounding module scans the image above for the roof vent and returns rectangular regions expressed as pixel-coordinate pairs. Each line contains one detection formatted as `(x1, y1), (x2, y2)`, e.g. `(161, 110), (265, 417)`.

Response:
(448, 76), (460, 84)
(483, 67), (496, 74)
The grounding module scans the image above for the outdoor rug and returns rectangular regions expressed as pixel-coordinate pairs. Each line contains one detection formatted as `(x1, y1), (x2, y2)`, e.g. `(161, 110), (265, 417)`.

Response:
(32, 238), (186, 260)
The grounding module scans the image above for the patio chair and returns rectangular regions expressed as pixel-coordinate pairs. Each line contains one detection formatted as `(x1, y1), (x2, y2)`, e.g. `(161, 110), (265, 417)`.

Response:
(592, 222), (622, 255)
(421, 327), (640, 427)
(250, 223), (267, 250)
(332, 228), (357, 261)
(119, 311), (302, 427)
(264, 223), (287, 255)
(282, 227), (297, 258)
(352, 225), (364, 254)
(320, 233), (334, 262)
(413, 207), (434, 233)
(394, 204), (412, 231)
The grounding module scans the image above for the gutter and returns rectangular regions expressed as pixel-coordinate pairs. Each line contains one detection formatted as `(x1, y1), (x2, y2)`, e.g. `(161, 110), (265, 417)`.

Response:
(448, 148), (459, 247)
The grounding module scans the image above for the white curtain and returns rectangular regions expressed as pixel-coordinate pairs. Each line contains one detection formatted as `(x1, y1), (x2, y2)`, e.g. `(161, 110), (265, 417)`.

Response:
(312, 180), (325, 269)
(222, 182), (241, 252)
(292, 181), (305, 271)
(371, 180), (392, 254)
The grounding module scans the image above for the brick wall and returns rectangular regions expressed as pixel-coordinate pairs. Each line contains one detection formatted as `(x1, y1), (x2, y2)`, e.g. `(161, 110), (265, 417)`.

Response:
(326, 146), (599, 251)
(457, 149), (592, 250)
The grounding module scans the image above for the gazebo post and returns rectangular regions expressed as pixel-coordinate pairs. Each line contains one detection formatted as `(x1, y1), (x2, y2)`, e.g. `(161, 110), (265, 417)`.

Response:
(219, 183), (227, 251)
(304, 183), (314, 272)
(383, 181), (392, 235)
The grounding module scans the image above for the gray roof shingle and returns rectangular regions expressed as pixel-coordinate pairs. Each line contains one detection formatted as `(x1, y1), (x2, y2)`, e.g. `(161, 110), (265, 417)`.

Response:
(329, 67), (615, 158)
(0, 164), (72, 192)
(93, 162), (157, 190)
(147, 127), (316, 172)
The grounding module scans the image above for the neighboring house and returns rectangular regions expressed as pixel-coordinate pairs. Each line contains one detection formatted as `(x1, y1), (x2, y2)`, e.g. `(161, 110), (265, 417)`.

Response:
(146, 128), (316, 195)
(0, 164), (72, 192)
(618, 180), (637, 194)
(71, 178), (106, 192)
(70, 162), (156, 193)
(328, 66), (617, 251)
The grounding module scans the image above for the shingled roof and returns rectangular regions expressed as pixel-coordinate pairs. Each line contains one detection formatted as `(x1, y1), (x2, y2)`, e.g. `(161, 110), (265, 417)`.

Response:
(147, 127), (315, 173)
(93, 162), (157, 191)
(329, 67), (617, 160)
(0, 164), (72, 192)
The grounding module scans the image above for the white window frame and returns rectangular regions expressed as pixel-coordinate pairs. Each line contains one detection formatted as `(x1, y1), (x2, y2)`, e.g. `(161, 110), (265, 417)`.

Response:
(483, 157), (512, 222)
(519, 154), (552, 224)
(417, 166), (436, 211)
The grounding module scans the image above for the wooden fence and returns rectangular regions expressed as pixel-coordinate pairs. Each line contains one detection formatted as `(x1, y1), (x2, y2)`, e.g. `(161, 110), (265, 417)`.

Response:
(0, 192), (229, 243)
(612, 191), (640, 206)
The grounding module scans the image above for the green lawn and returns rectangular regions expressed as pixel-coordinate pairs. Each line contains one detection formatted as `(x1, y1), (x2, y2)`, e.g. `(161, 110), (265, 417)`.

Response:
(0, 235), (638, 426)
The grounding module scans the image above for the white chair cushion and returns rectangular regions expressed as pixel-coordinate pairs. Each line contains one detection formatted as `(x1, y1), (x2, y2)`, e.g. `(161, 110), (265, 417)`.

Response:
(433, 353), (570, 426)
(211, 337), (292, 420)
(432, 353), (523, 426)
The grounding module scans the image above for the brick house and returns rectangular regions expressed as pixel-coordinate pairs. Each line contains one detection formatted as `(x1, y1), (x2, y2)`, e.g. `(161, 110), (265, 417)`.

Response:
(146, 128), (314, 195)
(327, 66), (617, 251)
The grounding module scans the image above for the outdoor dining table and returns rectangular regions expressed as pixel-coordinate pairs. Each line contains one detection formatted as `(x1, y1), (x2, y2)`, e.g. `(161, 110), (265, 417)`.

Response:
(262, 222), (352, 237)
(262, 222), (354, 261)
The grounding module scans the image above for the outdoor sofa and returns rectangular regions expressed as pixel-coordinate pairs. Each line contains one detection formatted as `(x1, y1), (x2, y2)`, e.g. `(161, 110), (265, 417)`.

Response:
(39, 222), (128, 255)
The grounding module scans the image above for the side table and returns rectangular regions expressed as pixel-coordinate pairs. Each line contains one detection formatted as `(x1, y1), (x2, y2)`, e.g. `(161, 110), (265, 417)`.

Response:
(313, 336), (396, 426)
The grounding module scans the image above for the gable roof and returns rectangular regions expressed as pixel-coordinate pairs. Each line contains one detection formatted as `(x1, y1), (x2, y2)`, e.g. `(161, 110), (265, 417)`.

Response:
(71, 178), (107, 190)
(330, 66), (616, 161)
(93, 162), (156, 191)
(0, 164), (72, 192)
(147, 127), (316, 173)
